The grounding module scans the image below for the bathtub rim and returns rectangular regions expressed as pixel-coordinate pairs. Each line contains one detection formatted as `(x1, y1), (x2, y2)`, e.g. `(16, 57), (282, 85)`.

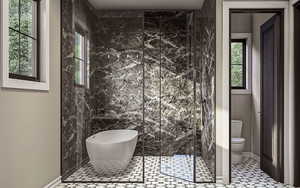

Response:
(86, 129), (139, 145)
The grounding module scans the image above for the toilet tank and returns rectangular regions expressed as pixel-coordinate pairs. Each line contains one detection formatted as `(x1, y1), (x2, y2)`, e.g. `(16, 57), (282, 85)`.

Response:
(231, 120), (243, 137)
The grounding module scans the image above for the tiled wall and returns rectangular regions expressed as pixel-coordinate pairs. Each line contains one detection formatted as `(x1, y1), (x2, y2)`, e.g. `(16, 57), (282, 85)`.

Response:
(89, 12), (144, 155)
(195, 0), (216, 179)
(61, 0), (216, 180)
(144, 12), (194, 156)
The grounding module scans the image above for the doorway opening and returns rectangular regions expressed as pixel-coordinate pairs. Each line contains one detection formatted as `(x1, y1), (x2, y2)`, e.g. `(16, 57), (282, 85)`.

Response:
(229, 9), (284, 184)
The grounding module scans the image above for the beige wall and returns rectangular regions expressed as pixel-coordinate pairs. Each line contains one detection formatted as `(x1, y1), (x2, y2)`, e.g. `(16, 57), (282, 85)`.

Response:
(230, 13), (274, 155)
(231, 95), (252, 152)
(0, 0), (61, 187)
(230, 13), (253, 152)
(231, 13), (252, 33)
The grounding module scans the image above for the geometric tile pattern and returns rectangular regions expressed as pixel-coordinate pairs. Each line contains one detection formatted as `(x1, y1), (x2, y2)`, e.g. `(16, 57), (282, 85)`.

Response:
(65, 156), (213, 183)
(161, 155), (213, 182)
(65, 157), (144, 182)
(195, 157), (214, 182)
(58, 157), (293, 187)
(231, 157), (292, 188)
(161, 155), (194, 182)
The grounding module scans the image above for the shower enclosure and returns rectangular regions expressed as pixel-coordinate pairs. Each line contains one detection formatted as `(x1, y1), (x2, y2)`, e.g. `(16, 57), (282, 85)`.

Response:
(61, 0), (216, 184)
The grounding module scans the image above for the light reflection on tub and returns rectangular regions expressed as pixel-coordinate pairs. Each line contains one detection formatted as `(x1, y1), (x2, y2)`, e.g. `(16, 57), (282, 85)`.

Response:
(86, 129), (138, 175)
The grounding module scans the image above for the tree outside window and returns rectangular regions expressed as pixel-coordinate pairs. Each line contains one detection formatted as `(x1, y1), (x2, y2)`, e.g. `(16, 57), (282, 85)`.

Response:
(9, 0), (39, 81)
(231, 39), (246, 89)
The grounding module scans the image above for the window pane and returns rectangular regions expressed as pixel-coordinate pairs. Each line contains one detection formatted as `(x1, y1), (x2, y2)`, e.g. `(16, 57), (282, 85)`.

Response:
(231, 40), (245, 88)
(231, 42), (243, 65)
(231, 65), (243, 87)
(86, 39), (90, 88)
(20, 0), (37, 38)
(75, 32), (84, 59)
(75, 59), (85, 85)
(19, 35), (37, 77)
(9, 0), (19, 30)
(9, 29), (20, 74)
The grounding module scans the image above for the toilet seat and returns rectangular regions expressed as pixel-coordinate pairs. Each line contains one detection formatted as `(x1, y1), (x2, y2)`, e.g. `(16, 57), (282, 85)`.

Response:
(231, 137), (245, 144)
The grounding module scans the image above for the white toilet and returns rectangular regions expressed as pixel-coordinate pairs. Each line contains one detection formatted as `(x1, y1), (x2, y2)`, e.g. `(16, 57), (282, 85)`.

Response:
(231, 120), (246, 164)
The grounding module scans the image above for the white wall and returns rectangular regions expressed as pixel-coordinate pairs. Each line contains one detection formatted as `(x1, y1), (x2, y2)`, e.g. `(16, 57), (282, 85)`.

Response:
(0, 0), (61, 187)
(251, 13), (274, 155)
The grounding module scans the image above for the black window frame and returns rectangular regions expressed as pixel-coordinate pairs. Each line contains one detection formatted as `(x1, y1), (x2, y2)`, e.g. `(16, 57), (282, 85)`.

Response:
(74, 25), (89, 88)
(8, 0), (40, 82)
(230, 38), (247, 89)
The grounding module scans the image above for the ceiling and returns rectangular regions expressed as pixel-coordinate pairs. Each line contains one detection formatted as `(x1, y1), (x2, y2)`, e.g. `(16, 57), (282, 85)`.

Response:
(88, 0), (205, 10)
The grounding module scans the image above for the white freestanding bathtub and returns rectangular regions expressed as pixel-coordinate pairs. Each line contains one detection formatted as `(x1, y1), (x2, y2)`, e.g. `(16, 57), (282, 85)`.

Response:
(86, 129), (138, 175)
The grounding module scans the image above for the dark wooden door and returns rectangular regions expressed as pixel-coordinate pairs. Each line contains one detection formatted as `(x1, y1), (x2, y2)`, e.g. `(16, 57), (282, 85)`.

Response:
(260, 14), (284, 183)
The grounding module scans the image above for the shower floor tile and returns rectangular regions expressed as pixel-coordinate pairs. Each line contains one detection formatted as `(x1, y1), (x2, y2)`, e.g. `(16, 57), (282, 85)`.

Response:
(65, 157), (144, 182)
(58, 157), (293, 187)
(65, 156), (213, 182)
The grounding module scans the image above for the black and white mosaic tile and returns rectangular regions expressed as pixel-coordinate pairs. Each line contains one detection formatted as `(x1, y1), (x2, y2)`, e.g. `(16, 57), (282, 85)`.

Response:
(58, 157), (293, 188)
(64, 156), (212, 183)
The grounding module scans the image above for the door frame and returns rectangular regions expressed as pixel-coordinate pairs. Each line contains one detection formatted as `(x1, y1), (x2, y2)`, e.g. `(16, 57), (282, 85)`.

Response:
(220, 1), (292, 185)
(292, 0), (300, 186)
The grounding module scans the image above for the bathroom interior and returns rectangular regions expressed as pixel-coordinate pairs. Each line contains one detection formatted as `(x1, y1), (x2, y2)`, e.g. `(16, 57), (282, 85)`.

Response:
(61, 0), (216, 184)
(230, 11), (279, 178)
(2, 0), (300, 187)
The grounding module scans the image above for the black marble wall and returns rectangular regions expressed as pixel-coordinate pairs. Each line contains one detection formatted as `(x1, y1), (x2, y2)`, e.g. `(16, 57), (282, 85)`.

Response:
(61, 0), (98, 178)
(195, 0), (216, 180)
(144, 12), (194, 156)
(61, 0), (77, 178)
(89, 12), (144, 156)
(61, 0), (216, 181)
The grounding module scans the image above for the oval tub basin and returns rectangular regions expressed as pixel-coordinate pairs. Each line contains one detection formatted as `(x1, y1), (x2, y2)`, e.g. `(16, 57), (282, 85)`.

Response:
(86, 129), (138, 175)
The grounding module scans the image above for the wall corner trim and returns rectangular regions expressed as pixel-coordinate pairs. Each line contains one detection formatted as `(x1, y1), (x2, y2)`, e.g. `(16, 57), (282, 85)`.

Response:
(43, 176), (61, 188)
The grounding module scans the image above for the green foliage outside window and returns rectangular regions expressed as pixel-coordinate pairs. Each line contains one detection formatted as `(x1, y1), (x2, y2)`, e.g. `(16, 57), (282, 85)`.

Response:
(231, 40), (245, 88)
(9, 0), (37, 77)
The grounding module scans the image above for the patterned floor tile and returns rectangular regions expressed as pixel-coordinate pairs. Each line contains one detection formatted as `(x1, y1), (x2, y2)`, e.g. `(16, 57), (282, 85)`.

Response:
(65, 156), (212, 183)
(59, 157), (293, 188)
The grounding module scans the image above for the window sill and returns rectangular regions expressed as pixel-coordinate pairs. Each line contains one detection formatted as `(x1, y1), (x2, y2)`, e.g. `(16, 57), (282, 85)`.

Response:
(231, 89), (252, 95)
(2, 78), (49, 91)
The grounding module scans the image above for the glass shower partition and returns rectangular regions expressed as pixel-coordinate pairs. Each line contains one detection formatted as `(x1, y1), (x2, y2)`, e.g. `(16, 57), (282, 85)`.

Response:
(156, 0), (217, 183)
(157, 12), (195, 182)
(61, 0), (216, 184)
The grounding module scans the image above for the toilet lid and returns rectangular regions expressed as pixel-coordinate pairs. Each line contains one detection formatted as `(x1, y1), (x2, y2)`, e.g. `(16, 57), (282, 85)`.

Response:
(231, 138), (245, 144)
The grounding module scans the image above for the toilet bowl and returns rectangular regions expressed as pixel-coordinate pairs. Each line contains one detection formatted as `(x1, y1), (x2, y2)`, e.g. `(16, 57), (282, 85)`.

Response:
(231, 120), (246, 164)
(231, 137), (245, 164)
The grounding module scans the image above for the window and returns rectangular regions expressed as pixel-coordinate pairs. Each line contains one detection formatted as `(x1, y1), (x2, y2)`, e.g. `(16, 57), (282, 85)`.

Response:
(231, 39), (246, 89)
(74, 29), (90, 87)
(8, 0), (39, 81)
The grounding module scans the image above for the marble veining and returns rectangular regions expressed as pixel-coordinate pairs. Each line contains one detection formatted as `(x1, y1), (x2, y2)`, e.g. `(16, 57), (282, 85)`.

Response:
(194, 0), (216, 180)
(61, 0), (216, 182)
